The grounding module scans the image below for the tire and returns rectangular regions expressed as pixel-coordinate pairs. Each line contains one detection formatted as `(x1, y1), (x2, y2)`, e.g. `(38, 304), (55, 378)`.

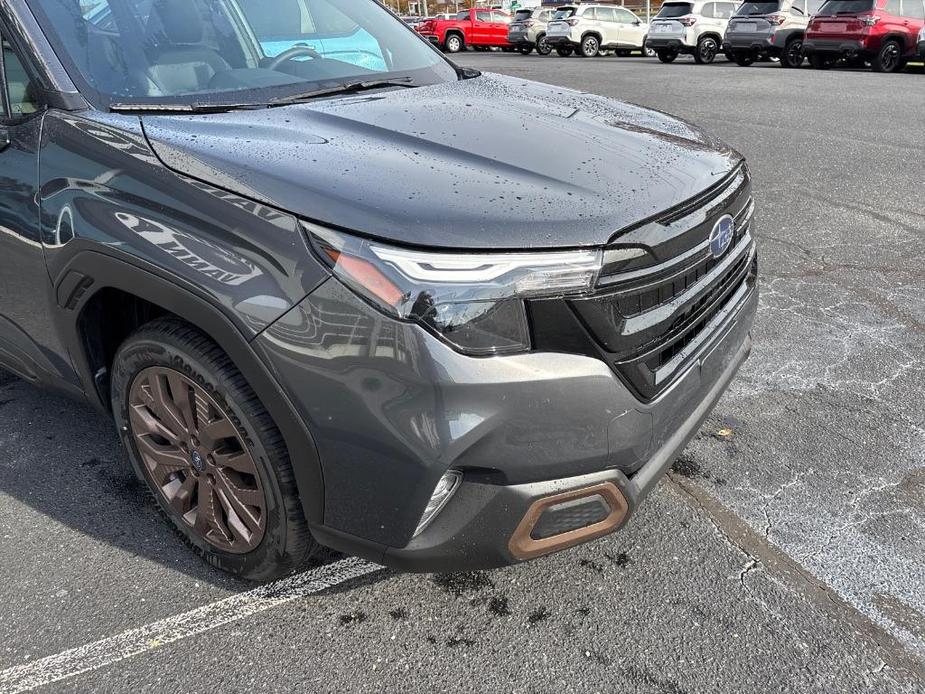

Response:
(871, 39), (903, 73)
(111, 318), (318, 581)
(734, 52), (755, 66)
(556, 46), (574, 57)
(657, 49), (678, 63)
(809, 53), (832, 69)
(444, 34), (463, 53)
(536, 34), (552, 55)
(694, 35), (719, 64)
(781, 38), (804, 68)
(519, 45), (533, 55)
(580, 34), (601, 57)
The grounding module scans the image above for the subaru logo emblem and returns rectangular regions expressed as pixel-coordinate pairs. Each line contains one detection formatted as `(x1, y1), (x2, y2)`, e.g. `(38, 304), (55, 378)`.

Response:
(709, 215), (735, 258)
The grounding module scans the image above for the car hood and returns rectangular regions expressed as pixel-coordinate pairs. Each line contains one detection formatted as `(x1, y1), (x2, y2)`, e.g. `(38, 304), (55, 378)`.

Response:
(141, 73), (742, 250)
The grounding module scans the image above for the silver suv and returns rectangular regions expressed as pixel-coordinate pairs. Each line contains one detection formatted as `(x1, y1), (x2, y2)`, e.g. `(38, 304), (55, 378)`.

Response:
(546, 4), (650, 57)
(647, 0), (740, 63)
(508, 7), (557, 55)
(723, 0), (824, 67)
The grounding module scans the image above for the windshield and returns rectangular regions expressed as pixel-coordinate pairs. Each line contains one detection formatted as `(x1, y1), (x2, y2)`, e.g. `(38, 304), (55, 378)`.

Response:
(27, 0), (458, 110)
(736, 1), (782, 13)
(815, 0), (875, 13)
(657, 3), (695, 17)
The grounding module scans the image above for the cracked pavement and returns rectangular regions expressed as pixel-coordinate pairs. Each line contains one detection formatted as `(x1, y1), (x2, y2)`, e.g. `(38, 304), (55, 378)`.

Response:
(1, 56), (924, 692)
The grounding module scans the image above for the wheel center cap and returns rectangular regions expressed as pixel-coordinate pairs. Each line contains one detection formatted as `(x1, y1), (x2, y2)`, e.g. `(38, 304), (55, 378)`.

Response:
(190, 450), (205, 473)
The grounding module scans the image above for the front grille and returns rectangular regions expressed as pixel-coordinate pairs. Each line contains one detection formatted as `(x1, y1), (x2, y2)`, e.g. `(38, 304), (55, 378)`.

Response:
(562, 167), (757, 400)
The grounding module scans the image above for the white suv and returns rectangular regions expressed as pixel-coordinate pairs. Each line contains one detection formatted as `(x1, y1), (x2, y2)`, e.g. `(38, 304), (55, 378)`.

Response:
(646, 0), (740, 63)
(545, 4), (650, 57)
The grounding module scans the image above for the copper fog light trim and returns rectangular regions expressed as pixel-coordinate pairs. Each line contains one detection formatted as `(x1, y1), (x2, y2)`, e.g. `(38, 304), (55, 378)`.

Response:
(508, 482), (629, 561)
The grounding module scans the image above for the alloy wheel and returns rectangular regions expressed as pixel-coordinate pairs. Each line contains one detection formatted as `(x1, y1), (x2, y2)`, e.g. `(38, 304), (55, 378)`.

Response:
(783, 40), (803, 68)
(875, 42), (901, 72)
(128, 366), (267, 554)
(698, 37), (718, 63)
(582, 36), (600, 57)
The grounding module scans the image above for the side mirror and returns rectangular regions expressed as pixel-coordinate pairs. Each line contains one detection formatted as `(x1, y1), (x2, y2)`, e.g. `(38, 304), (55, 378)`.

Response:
(634, 19), (642, 25)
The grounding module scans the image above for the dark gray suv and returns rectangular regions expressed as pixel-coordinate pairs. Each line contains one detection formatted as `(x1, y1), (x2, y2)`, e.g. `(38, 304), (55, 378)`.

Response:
(0, 0), (758, 579)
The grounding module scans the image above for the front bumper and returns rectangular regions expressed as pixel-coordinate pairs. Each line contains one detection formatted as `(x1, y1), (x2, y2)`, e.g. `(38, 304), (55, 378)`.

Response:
(258, 261), (758, 572)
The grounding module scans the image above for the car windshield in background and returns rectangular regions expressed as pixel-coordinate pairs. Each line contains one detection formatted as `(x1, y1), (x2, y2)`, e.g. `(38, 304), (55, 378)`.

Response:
(657, 3), (696, 17)
(815, 0), (875, 13)
(553, 8), (578, 19)
(736, 1), (782, 14)
(25, 0), (457, 110)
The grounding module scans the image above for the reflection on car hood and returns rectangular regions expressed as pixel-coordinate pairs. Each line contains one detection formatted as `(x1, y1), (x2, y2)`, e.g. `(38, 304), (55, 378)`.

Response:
(142, 73), (742, 249)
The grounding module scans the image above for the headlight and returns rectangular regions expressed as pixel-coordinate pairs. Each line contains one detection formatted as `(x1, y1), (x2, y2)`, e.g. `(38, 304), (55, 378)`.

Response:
(305, 223), (603, 356)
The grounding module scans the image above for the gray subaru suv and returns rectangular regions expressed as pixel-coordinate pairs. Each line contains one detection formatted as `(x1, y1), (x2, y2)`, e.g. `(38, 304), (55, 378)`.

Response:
(0, 0), (757, 579)
(723, 0), (825, 67)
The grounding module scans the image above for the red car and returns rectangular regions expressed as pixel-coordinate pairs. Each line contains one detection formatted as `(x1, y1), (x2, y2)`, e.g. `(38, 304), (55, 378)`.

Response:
(803, 0), (925, 72)
(416, 9), (512, 53)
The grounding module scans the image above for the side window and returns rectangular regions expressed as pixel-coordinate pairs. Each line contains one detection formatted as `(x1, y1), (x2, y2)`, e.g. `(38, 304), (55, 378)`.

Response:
(598, 8), (616, 21)
(490, 11), (509, 23)
(902, 0), (925, 18)
(616, 8), (638, 22)
(475, 11), (492, 22)
(885, 0), (900, 13)
(791, 0), (806, 14)
(806, 0), (826, 12)
(0, 34), (40, 120)
(701, 3), (717, 17)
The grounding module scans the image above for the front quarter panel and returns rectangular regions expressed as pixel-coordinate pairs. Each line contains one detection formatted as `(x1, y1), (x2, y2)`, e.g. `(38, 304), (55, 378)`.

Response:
(38, 111), (328, 336)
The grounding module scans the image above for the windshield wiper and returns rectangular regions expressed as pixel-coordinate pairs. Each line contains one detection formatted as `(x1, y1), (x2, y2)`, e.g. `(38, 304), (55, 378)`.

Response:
(267, 78), (418, 106)
(109, 78), (420, 114)
(109, 102), (264, 114)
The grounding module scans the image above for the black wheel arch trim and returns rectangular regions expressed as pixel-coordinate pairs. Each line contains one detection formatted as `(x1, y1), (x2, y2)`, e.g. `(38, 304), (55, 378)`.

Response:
(54, 249), (325, 525)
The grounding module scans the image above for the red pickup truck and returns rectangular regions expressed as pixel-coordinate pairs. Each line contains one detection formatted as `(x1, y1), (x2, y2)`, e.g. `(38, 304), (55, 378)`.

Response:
(416, 9), (512, 53)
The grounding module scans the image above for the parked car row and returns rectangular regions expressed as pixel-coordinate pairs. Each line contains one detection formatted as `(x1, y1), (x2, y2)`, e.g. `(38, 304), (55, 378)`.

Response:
(420, 1), (925, 73)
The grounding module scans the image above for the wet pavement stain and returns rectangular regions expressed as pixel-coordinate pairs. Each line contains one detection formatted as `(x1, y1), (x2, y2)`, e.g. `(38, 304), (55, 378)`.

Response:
(605, 551), (632, 568)
(527, 607), (549, 626)
(432, 571), (494, 596)
(579, 559), (605, 575)
(488, 596), (511, 617)
(338, 610), (367, 626)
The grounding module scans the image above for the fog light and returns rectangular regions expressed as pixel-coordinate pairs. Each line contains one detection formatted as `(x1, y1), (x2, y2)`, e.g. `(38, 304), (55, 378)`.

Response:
(414, 471), (462, 537)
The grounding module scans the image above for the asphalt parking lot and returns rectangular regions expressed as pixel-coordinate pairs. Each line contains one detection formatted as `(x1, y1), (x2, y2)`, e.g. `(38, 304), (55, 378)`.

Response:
(1, 54), (924, 693)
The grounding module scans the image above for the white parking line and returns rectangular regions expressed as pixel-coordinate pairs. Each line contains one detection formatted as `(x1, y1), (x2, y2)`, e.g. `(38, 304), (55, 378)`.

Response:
(0, 557), (382, 694)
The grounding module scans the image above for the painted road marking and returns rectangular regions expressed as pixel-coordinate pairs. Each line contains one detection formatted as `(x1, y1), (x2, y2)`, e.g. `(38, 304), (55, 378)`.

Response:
(0, 557), (382, 694)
